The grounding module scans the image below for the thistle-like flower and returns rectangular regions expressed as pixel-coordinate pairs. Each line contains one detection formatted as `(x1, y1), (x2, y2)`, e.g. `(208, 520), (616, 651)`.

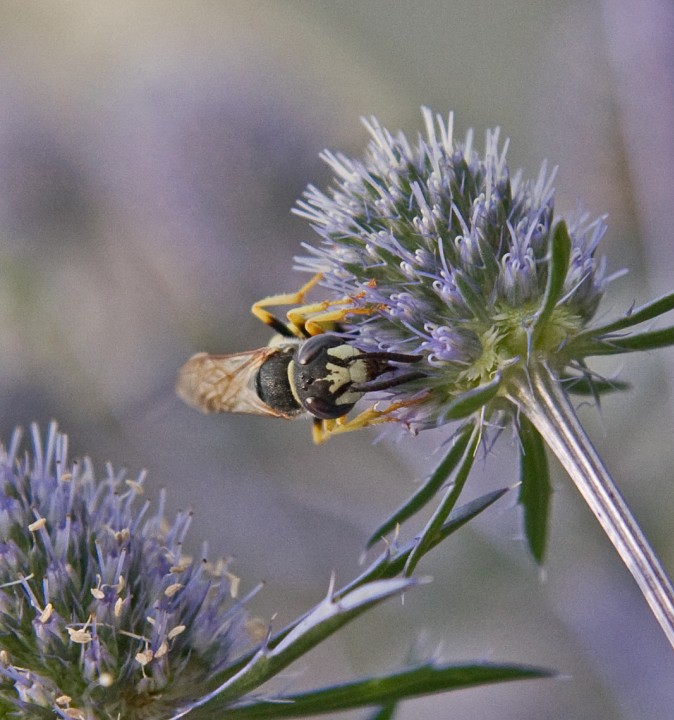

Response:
(295, 108), (606, 431)
(0, 423), (250, 719)
(295, 108), (674, 647)
(0, 423), (548, 719)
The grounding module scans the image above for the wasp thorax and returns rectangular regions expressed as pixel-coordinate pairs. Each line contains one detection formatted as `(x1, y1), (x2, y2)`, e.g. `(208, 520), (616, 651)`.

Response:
(255, 346), (304, 417)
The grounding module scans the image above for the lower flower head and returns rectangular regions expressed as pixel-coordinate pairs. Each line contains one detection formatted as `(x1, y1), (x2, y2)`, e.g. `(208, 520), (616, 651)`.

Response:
(0, 423), (250, 719)
(295, 108), (608, 430)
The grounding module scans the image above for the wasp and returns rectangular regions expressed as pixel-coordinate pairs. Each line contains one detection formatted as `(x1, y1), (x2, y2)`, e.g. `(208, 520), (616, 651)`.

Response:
(176, 274), (425, 443)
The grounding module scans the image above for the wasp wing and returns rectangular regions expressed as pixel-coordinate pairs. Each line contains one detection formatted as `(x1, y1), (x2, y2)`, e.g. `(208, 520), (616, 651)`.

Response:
(176, 348), (289, 417)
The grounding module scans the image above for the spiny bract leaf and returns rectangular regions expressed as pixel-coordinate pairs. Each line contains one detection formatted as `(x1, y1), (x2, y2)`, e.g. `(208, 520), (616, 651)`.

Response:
(441, 374), (503, 422)
(366, 422), (476, 548)
(214, 661), (554, 718)
(575, 289), (674, 338)
(563, 374), (630, 396)
(404, 426), (481, 575)
(190, 578), (419, 712)
(577, 326), (674, 356)
(532, 220), (572, 345)
(344, 488), (510, 596)
(518, 415), (551, 564)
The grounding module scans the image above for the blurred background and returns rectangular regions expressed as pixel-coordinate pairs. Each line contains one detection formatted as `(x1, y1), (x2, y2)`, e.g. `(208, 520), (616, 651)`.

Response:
(1, 1), (672, 717)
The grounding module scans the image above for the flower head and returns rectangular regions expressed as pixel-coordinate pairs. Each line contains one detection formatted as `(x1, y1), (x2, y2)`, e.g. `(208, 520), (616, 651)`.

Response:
(0, 423), (250, 719)
(295, 108), (609, 431)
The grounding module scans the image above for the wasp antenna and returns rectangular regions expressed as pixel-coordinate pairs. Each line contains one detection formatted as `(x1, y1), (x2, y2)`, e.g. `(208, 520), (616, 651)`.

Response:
(355, 350), (423, 364)
(351, 370), (426, 394)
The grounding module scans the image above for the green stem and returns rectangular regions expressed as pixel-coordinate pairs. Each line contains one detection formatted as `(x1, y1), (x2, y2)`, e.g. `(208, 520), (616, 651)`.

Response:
(508, 363), (674, 649)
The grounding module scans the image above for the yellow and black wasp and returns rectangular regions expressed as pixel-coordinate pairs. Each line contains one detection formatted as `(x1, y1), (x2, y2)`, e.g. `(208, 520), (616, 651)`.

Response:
(176, 274), (425, 442)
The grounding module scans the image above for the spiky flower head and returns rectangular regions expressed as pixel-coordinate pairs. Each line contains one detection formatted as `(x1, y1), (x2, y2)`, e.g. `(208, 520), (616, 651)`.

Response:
(295, 108), (609, 431)
(0, 423), (250, 719)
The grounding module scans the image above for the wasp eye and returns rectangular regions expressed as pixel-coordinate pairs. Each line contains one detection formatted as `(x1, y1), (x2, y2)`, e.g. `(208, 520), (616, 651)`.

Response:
(303, 395), (347, 420)
(296, 333), (344, 365)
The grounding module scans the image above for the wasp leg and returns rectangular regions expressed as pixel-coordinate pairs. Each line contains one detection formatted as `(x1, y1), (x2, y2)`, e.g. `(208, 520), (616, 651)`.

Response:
(312, 399), (420, 444)
(251, 273), (324, 338)
(291, 302), (383, 337)
(288, 285), (386, 336)
(253, 274), (383, 339)
(312, 417), (327, 444)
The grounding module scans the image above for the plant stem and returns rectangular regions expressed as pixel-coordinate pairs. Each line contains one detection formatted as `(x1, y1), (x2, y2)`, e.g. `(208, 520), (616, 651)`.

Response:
(508, 363), (674, 649)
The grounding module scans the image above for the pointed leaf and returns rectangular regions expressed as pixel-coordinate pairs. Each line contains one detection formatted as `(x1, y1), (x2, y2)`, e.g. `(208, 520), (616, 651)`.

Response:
(441, 373), (503, 422)
(366, 422), (475, 548)
(576, 290), (674, 339)
(563, 374), (630, 396)
(365, 704), (396, 720)
(216, 661), (554, 718)
(200, 578), (419, 708)
(345, 488), (509, 596)
(607, 326), (674, 353)
(562, 361), (603, 408)
(532, 221), (572, 346)
(404, 425), (481, 575)
(223, 489), (510, 689)
(518, 415), (551, 564)
(576, 326), (674, 356)
(431, 488), (510, 542)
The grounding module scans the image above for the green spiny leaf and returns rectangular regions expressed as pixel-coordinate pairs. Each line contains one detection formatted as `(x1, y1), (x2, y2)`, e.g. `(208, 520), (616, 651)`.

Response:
(201, 578), (419, 708)
(518, 414), (551, 564)
(366, 422), (475, 548)
(344, 488), (509, 596)
(575, 326), (674, 356)
(215, 661), (554, 718)
(575, 290), (674, 338)
(404, 425), (481, 575)
(442, 373), (502, 421)
(563, 374), (630, 396)
(532, 220), (572, 346)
